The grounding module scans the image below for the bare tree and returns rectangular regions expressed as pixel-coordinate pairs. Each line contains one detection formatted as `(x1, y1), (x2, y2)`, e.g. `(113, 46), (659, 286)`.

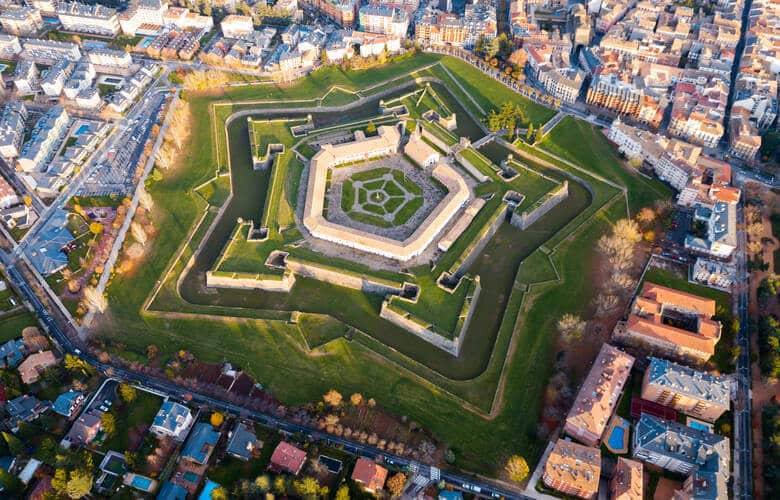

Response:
(131, 221), (148, 247)
(84, 286), (108, 314)
(557, 314), (586, 343)
(594, 293), (619, 315)
(138, 187), (154, 211)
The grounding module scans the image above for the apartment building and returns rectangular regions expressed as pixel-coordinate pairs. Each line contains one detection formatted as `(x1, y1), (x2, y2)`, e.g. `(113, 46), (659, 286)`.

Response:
(586, 71), (644, 118)
(614, 282), (721, 362)
(642, 357), (731, 422)
(685, 199), (737, 259)
(119, 0), (168, 35)
(56, 1), (120, 37)
(302, 0), (359, 27)
(63, 61), (96, 100)
(692, 258), (736, 290)
(21, 38), (82, 63)
(564, 344), (635, 446)
(0, 6), (44, 36)
(542, 439), (601, 499)
(221, 14), (254, 39)
(0, 34), (22, 58)
(17, 105), (70, 173)
(633, 415), (728, 499)
(415, 4), (496, 48)
(0, 102), (27, 160)
(358, 4), (409, 38)
(610, 457), (643, 500)
(40, 60), (73, 96)
(87, 47), (133, 68)
(728, 112), (761, 160)
(162, 7), (214, 31)
(13, 60), (38, 95)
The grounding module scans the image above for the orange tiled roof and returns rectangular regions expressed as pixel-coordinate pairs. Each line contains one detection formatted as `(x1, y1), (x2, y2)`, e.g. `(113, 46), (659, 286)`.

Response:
(351, 458), (388, 491)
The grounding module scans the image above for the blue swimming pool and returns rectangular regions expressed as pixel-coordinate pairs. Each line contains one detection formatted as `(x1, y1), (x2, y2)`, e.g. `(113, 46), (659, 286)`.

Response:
(139, 37), (154, 48)
(75, 124), (90, 135)
(198, 480), (219, 500)
(688, 420), (710, 432)
(608, 425), (626, 450)
(131, 476), (153, 490)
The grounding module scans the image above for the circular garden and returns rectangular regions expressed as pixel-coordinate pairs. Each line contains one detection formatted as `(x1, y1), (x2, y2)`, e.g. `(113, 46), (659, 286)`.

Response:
(340, 167), (426, 227)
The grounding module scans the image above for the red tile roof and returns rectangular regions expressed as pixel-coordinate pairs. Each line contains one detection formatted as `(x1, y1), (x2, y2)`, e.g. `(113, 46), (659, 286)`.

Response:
(270, 441), (306, 475)
(351, 458), (388, 492)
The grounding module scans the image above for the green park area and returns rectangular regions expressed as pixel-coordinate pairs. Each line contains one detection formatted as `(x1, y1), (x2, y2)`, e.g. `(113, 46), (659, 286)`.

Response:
(95, 53), (671, 475)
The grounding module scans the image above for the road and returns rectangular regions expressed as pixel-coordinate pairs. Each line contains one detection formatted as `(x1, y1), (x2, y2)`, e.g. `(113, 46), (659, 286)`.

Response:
(0, 249), (531, 500)
(732, 196), (753, 499)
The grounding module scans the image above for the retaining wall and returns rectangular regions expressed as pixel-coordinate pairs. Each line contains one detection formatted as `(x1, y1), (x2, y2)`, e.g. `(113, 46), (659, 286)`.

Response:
(447, 201), (507, 278)
(453, 152), (490, 183)
(510, 180), (569, 230)
(286, 258), (404, 295)
(206, 270), (296, 292)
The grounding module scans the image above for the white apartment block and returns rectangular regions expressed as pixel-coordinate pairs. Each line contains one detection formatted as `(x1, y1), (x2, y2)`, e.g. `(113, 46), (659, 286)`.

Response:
(0, 7), (44, 36)
(56, 1), (120, 37)
(87, 47), (133, 68)
(119, 0), (168, 35)
(0, 34), (22, 58)
(358, 4), (409, 38)
(17, 105), (70, 173)
(40, 60), (73, 96)
(221, 14), (253, 38)
(13, 60), (38, 95)
(63, 61), (96, 100)
(0, 102), (27, 160)
(21, 38), (82, 63)
(537, 67), (584, 104)
(162, 7), (213, 32)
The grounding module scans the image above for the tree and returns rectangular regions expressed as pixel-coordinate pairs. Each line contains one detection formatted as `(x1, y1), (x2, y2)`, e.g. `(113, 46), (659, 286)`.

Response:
(146, 344), (159, 361)
(51, 469), (68, 494)
(613, 218), (643, 243)
(83, 287), (108, 314)
(0, 469), (23, 495)
(350, 393), (363, 406)
(335, 485), (350, 500)
(636, 207), (656, 226)
(101, 412), (117, 437)
(535, 125), (544, 144)
(35, 437), (58, 465)
(2, 432), (23, 456)
(294, 477), (320, 497)
(444, 448), (456, 464)
(273, 476), (287, 495)
(138, 187), (154, 211)
(89, 222), (104, 235)
(387, 473), (406, 498)
(255, 475), (271, 492)
(323, 389), (343, 407)
(65, 469), (93, 499)
(526, 123), (534, 141)
(210, 412), (224, 428)
(131, 221), (148, 247)
(365, 121), (377, 135)
(64, 354), (93, 376)
(211, 486), (229, 500)
(119, 384), (137, 403)
(505, 455), (529, 482)
(557, 314), (586, 343)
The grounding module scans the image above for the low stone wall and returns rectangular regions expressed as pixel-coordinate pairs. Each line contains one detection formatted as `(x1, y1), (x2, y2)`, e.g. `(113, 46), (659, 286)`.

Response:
(510, 180), (569, 230)
(286, 258), (404, 295)
(419, 126), (453, 153)
(206, 270), (296, 292)
(379, 277), (481, 356)
(453, 152), (490, 183)
(447, 200), (507, 278)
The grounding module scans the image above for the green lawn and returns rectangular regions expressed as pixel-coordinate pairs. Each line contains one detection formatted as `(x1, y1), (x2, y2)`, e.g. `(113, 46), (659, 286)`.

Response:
(96, 54), (670, 476)
(537, 116), (672, 214)
(196, 175), (231, 207)
(101, 389), (163, 453)
(0, 310), (37, 342)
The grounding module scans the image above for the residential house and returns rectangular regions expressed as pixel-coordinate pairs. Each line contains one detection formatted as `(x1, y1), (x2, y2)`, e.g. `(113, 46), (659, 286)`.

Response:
(269, 441), (307, 475)
(0, 339), (26, 368)
(542, 439), (601, 499)
(18, 350), (57, 384)
(226, 422), (261, 461)
(157, 480), (188, 500)
(151, 401), (193, 439)
(6, 395), (50, 424)
(564, 344), (635, 446)
(351, 457), (388, 493)
(52, 390), (85, 418)
(642, 357), (731, 422)
(64, 411), (101, 446)
(180, 423), (220, 465)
